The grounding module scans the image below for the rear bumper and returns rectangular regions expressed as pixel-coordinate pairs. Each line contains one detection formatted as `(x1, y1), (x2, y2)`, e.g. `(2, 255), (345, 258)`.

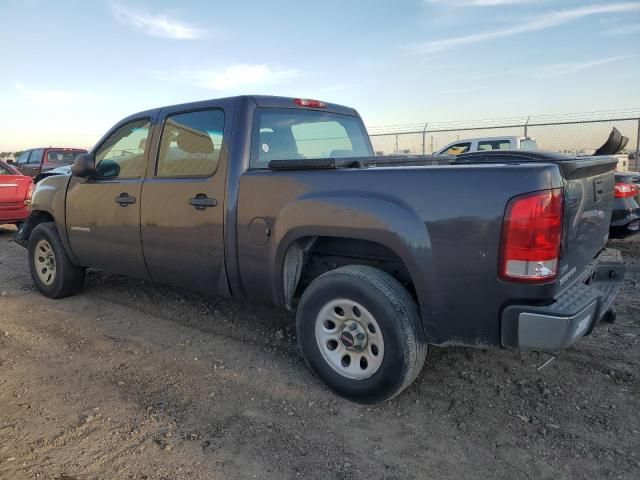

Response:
(501, 249), (624, 351)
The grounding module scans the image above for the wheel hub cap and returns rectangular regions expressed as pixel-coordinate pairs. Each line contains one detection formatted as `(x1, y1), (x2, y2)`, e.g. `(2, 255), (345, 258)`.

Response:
(340, 320), (368, 351)
(34, 239), (56, 286)
(314, 298), (385, 380)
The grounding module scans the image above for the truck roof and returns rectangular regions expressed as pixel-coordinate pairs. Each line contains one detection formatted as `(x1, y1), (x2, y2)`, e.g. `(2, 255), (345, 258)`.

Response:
(23, 147), (87, 151)
(446, 136), (527, 144)
(122, 95), (360, 123)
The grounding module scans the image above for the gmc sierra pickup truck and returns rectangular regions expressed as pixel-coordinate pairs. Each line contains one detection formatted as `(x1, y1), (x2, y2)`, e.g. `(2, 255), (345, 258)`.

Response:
(15, 95), (624, 403)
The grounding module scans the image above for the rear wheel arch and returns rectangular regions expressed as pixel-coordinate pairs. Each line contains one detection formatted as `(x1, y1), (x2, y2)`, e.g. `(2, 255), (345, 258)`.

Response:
(281, 235), (420, 313)
(271, 196), (437, 338)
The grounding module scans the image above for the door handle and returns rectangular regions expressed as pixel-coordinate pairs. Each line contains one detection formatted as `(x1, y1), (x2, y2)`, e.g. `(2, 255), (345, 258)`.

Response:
(115, 193), (136, 207)
(189, 194), (217, 210)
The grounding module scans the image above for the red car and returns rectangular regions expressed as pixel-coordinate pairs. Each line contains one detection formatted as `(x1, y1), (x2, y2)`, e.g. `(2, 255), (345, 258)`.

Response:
(13, 147), (87, 182)
(0, 160), (34, 226)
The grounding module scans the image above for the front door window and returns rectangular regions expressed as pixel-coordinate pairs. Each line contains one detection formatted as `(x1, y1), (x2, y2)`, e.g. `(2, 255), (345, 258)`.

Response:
(94, 119), (150, 178)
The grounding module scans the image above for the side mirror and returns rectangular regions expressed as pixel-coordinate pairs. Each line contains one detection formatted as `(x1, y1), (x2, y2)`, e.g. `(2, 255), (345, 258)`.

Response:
(71, 153), (96, 178)
(95, 159), (120, 178)
(6, 159), (14, 165)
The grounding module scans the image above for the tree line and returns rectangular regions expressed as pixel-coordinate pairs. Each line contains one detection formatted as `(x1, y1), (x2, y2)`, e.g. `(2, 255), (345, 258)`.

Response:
(0, 152), (23, 161)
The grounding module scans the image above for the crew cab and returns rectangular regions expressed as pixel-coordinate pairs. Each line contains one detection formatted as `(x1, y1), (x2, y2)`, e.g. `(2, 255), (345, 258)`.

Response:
(15, 96), (624, 403)
(436, 136), (538, 156)
(13, 147), (87, 182)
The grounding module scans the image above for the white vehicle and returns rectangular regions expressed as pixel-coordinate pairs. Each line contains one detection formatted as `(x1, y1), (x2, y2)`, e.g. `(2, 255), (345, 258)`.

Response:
(436, 136), (538, 156)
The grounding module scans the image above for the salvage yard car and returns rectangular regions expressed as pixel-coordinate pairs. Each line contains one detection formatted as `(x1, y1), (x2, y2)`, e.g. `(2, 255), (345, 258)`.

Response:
(435, 136), (538, 156)
(610, 171), (640, 237)
(13, 147), (87, 182)
(0, 160), (34, 226)
(15, 95), (625, 403)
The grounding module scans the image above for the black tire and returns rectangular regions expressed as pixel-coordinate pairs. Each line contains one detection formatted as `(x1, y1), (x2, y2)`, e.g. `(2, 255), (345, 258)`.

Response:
(28, 222), (85, 299)
(296, 265), (427, 403)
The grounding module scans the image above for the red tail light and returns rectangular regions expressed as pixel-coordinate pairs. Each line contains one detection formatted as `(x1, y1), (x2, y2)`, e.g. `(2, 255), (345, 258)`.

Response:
(499, 189), (563, 283)
(614, 182), (639, 198)
(24, 182), (34, 206)
(294, 98), (326, 108)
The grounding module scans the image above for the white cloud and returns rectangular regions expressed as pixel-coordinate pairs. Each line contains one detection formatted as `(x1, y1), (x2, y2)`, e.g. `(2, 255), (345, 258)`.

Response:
(603, 23), (640, 35)
(154, 64), (298, 91)
(431, 54), (636, 91)
(112, 4), (204, 39)
(14, 83), (99, 107)
(408, 2), (640, 55)
(536, 55), (636, 78)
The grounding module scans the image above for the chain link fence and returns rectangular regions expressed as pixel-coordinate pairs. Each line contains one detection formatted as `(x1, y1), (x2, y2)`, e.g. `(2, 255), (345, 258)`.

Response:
(368, 110), (640, 171)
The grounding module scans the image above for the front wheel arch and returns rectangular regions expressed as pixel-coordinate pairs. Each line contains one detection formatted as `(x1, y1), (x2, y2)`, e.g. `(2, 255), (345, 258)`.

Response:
(13, 210), (55, 248)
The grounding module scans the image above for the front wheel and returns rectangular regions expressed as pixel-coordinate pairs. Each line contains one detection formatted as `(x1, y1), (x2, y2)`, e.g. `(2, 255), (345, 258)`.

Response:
(28, 222), (85, 298)
(296, 265), (427, 403)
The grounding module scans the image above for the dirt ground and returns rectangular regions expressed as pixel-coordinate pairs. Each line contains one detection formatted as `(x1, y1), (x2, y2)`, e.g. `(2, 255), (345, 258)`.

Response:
(0, 224), (638, 480)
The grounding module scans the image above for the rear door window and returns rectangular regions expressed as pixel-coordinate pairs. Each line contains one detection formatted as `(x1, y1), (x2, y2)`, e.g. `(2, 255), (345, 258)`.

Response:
(156, 109), (224, 177)
(29, 149), (44, 165)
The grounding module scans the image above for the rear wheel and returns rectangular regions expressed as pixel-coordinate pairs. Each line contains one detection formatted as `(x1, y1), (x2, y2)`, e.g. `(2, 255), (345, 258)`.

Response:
(296, 265), (427, 403)
(28, 222), (85, 298)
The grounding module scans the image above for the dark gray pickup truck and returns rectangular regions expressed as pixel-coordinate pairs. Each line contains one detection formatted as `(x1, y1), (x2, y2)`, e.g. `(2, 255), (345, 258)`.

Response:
(15, 95), (624, 403)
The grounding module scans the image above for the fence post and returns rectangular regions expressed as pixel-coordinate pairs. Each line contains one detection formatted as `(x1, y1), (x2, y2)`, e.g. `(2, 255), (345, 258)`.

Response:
(422, 123), (428, 155)
(636, 118), (640, 171)
(524, 116), (531, 138)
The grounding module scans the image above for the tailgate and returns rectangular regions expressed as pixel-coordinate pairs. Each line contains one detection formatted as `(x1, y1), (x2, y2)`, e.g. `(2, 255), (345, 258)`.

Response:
(558, 156), (618, 287)
(0, 175), (31, 203)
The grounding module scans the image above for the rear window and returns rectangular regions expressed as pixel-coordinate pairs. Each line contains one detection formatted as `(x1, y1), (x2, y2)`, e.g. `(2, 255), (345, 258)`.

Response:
(251, 109), (372, 169)
(46, 150), (86, 165)
(0, 162), (17, 175)
(478, 140), (512, 151)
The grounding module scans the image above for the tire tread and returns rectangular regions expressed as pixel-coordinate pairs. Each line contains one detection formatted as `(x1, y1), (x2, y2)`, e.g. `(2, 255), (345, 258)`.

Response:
(297, 265), (427, 403)
(28, 222), (84, 299)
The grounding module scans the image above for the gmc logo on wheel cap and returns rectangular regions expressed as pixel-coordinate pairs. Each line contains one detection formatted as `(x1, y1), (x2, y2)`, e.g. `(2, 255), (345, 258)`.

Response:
(340, 331), (355, 348)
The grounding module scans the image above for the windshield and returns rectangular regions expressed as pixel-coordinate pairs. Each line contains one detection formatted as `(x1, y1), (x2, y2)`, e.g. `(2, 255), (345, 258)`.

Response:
(251, 108), (372, 168)
(46, 149), (86, 165)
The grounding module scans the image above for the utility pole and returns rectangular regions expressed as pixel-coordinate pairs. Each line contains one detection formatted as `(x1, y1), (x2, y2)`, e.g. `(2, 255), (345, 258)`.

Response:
(421, 123), (428, 155)
(636, 118), (640, 171)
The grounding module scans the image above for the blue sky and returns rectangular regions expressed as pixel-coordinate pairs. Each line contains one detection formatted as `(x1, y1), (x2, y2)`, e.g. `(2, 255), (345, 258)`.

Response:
(0, 0), (639, 150)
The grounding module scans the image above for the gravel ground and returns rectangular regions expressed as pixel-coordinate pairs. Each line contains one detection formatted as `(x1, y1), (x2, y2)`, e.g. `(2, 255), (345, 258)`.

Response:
(0, 224), (639, 480)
